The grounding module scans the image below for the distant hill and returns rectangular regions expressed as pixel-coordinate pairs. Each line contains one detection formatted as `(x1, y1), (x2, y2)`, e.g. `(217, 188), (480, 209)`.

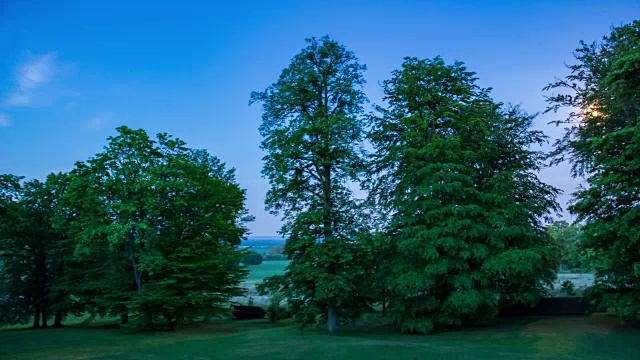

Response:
(242, 236), (287, 247)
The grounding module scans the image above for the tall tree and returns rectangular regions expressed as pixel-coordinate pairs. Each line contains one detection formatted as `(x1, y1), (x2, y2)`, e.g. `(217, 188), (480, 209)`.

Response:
(0, 174), (70, 328)
(370, 57), (560, 333)
(66, 126), (251, 330)
(545, 21), (640, 319)
(251, 36), (372, 332)
(0, 174), (30, 326)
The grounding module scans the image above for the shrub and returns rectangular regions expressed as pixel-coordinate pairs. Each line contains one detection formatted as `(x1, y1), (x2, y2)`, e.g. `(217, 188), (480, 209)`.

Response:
(264, 245), (286, 261)
(266, 293), (289, 323)
(242, 251), (263, 265)
(561, 280), (576, 296)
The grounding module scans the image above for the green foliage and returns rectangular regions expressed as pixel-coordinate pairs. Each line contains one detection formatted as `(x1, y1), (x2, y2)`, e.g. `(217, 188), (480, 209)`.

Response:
(0, 173), (72, 327)
(561, 280), (576, 296)
(242, 251), (263, 265)
(263, 245), (284, 261)
(264, 245), (285, 260)
(546, 220), (591, 272)
(545, 21), (640, 320)
(369, 57), (560, 333)
(251, 36), (374, 332)
(61, 126), (251, 330)
(266, 292), (289, 323)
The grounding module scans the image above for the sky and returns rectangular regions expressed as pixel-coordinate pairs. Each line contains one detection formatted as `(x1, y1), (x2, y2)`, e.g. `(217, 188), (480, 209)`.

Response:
(1, 0), (639, 236)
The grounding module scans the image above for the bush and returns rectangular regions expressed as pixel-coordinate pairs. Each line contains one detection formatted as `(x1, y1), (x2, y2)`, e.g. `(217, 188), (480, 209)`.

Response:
(242, 251), (263, 265)
(561, 280), (576, 296)
(264, 245), (286, 261)
(266, 293), (289, 323)
(268, 245), (284, 255)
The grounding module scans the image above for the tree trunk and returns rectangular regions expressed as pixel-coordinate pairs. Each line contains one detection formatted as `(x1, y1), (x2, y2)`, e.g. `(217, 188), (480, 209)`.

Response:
(41, 303), (48, 328)
(33, 304), (41, 328)
(53, 312), (64, 327)
(322, 164), (339, 334)
(166, 314), (175, 331)
(53, 250), (67, 329)
(382, 292), (387, 317)
(327, 305), (338, 333)
(143, 305), (153, 331)
(121, 313), (129, 324)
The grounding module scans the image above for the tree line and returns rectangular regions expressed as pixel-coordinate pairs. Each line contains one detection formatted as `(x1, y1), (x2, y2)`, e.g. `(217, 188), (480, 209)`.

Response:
(1, 128), (251, 330)
(2, 20), (639, 333)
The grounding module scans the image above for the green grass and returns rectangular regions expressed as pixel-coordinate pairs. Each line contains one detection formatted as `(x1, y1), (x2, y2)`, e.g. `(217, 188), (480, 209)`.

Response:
(1, 314), (639, 359)
(246, 260), (289, 281)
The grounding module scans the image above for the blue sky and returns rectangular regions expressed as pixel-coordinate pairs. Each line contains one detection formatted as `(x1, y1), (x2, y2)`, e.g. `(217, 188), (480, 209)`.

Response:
(1, 0), (638, 235)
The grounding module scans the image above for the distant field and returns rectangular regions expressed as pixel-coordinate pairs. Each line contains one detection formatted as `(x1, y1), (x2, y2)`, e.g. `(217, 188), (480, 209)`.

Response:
(2, 314), (639, 359)
(241, 238), (286, 256)
(551, 273), (595, 296)
(245, 260), (289, 281)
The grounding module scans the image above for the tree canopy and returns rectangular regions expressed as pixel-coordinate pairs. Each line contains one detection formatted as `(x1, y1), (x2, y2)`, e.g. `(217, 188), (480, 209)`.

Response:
(369, 57), (560, 333)
(252, 36), (373, 332)
(545, 20), (640, 319)
(2, 126), (252, 330)
(546, 220), (589, 272)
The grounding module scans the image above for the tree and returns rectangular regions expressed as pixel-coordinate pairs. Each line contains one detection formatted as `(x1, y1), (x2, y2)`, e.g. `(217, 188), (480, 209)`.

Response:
(369, 57), (560, 333)
(251, 36), (373, 332)
(546, 220), (588, 272)
(0, 173), (70, 328)
(265, 245), (284, 260)
(0, 174), (30, 326)
(267, 245), (283, 256)
(545, 21), (640, 319)
(65, 126), (250, 330)
(243, 251), (263, 265)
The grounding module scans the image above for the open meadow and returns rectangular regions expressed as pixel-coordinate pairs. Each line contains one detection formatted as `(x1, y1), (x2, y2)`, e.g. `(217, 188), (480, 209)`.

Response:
(4, 263), (635, 359)
(1, 314), (639, 360)
(245, 260), (289, 282)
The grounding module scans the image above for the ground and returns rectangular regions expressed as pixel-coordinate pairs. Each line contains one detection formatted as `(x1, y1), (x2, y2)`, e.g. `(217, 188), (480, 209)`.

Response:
(1, 264), (628, 359)
(1, 314), (639, 359)
(246, 260), (289, 281)
(231, 260), (289, 306)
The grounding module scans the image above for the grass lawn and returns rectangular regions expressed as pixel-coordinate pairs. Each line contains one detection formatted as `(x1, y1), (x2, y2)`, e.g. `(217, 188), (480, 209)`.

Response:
(245, 260), (289, 281)
(1, 314), (639, 359)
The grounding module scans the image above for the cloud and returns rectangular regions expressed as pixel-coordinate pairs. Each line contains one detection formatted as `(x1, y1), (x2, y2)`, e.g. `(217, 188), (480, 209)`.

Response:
(3, 52), (57, 107)
(0, 113), (11, 127)
(87, 111), (112, 129)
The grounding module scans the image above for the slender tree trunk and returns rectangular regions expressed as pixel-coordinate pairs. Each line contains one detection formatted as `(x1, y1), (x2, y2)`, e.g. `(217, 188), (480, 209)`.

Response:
(53, 249), (66, 328)
(33, 303), (41, 328)
(382, 292), (387, 317)
(37, 243), (49, 328)
(143, 304), (153, 331)
(327, 305), (338, 333)
(53, 312), (64, 327)
(129, 233), (152, 331)
(33, 246), (42, 329)
(166, 314), (175, 331)
(322, 164), (339, 333)
(41, 302), (48, 328)
(121, 313), (129, 324)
